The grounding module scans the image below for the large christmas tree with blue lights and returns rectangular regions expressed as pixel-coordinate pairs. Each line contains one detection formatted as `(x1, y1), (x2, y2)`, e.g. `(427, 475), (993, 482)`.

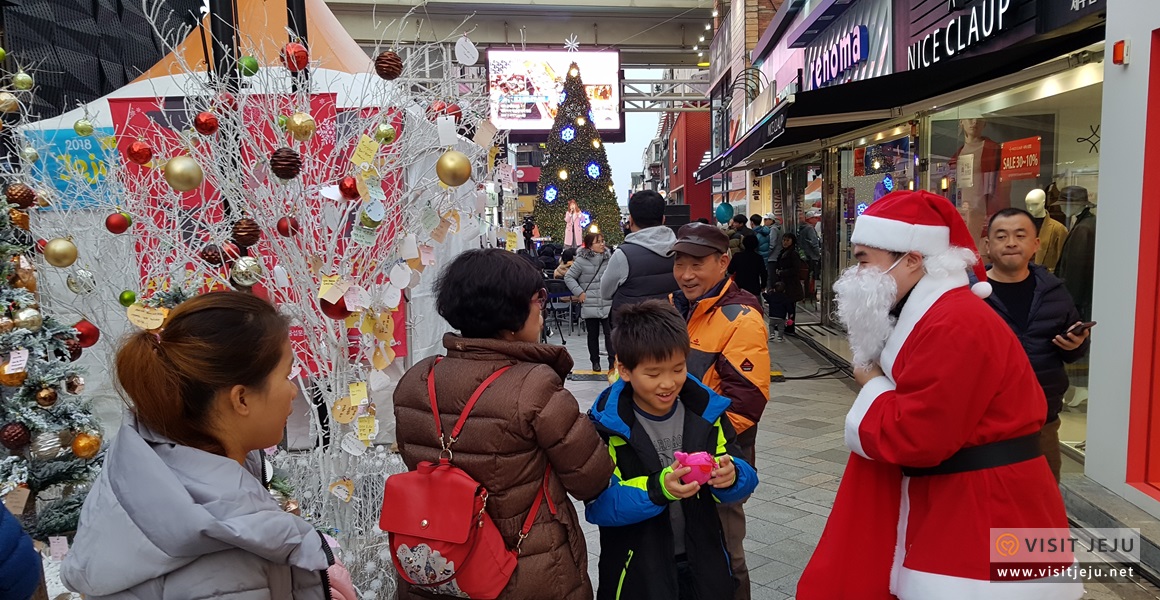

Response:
(533, 62), (623, 245)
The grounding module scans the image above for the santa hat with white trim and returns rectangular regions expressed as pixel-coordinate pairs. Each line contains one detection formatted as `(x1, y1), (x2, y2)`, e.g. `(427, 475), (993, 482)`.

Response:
(850, 190), (993, 298)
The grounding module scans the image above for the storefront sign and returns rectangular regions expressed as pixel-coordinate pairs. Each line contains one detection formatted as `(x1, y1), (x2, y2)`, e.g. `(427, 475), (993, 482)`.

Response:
(907, 0), (1012, 70)
(803, 0), (893, 90)
(1000, 136), (1041, 181)
(1038, 0), (1103, 33)
(811, 25), (870, 89)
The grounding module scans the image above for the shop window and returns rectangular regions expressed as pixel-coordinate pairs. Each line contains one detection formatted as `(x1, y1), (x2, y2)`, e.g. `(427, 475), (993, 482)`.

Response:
(925, 61), (1104, 460)
(518, 181), (538, 196)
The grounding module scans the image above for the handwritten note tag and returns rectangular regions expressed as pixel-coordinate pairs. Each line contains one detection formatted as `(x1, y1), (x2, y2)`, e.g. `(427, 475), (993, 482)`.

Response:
(421, 207), (441, 233)
(455, 35), (479, 66)
(320, 276), (351, 304)
(373, 311), (396, 342)
(344, 286), (371, 311)
(273, 264), (290, 288)
(127, 304), (168, 330)
(350, 225), (378, 247)
(506, 231), (519, 250)
(419, 245), (436, 266)
(359, 313), (376, 335)
(372, 345), (392, 370)
(431, 217), (453, 244)
(389, 263), (411, 288)
(6, 349), (28, 374)
(356, 175), (371, 200)
(332, 396), (358, 424)
(340, 431), (367, 456)
(49, 536), (69, 560)
(357, 415), (377, 443)
(3, 486), (29, 514)
(350, 135), (380, 171)
(473, 120), (498, 148)
(400, 234), (420, 260)
(381, 284), (402, 310)
(349, 381), (369, 406)
(329, 478), (354, 502)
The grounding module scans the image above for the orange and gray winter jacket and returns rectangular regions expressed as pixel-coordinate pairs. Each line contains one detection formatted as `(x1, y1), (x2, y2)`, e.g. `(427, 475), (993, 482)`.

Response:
(672, 278), (770, 434)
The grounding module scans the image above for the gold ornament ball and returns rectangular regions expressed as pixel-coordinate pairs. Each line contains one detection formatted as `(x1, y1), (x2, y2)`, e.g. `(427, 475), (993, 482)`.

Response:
(35, 190), (51, 208)
(7, 208), (27, 231)
(0, 92), (18, 113)
(0, 365), (26, 387)
(287, 112), (316, 142)
(71, 432), (101, 459)
(0, 317), (14, 334)
(435, 150), (472, 187)
(164, 156), (204, 192)
(73, 119), (95, 137)
(43, 238), (78, 267)
(35, 387), (58, 408)
(373, 123), (397, 145)
(14, 307), (42, 332)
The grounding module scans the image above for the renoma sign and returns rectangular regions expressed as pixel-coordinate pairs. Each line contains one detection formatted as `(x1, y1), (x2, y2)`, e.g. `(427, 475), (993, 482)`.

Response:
(811, 25), (870, 89)
(908, 0), (1011, 70)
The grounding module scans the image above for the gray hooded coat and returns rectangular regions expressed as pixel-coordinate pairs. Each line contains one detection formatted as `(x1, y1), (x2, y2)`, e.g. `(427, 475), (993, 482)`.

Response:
(564, 247), (613, 319)
(61, 416), (333, 600)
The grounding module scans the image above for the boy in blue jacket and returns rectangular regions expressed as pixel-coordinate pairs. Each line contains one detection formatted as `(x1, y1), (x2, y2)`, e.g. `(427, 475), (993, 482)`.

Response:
(586, 300), (758, 600)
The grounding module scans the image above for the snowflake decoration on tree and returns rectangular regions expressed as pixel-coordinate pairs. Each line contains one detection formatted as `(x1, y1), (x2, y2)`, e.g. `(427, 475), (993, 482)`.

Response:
(564, 34), (580, 52)
(561, 127), (575, 142)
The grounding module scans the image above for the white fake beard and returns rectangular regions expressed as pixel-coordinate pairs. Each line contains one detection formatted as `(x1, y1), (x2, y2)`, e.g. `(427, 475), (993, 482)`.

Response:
(833, 265), (899, 370)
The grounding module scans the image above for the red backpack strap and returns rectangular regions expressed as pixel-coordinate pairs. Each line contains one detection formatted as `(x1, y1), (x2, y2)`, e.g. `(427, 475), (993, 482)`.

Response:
(516, 464), (555, 554)
(427, 357), (513, 455)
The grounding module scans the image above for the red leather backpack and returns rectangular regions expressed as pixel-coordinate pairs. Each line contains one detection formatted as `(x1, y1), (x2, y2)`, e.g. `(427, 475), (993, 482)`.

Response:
(380, 358), (554, 599)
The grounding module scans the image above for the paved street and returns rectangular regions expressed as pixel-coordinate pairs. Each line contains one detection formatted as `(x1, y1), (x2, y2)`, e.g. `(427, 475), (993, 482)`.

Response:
(556, 323), (1160, 600)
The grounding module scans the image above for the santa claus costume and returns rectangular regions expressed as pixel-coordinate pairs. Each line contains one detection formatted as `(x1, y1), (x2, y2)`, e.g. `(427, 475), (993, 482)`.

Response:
(797, 191), (1082, 600)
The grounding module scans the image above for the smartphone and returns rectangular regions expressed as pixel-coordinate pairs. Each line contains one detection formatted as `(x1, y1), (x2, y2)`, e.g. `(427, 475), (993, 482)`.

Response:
(1067, 321), (1097, 336)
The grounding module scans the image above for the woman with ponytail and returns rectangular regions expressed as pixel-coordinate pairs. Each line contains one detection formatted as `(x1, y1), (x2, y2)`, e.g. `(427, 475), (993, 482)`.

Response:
(61, 291), (354, 600)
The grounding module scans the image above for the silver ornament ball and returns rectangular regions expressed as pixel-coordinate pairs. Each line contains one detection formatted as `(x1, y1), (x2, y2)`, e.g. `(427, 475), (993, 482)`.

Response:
(13, 307), (42, 332)
(230, 256), (264, 288)
(66, 269), (97, 295)
(30, 432), (63, 460)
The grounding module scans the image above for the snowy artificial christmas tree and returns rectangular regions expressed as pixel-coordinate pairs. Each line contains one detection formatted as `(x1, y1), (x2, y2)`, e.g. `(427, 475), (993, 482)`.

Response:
(0, 205), (99, 540)
(533, 62), (623, 245)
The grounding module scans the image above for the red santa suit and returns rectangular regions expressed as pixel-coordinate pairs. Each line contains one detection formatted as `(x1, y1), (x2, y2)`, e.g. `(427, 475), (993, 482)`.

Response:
(797, 191), (1082, 600)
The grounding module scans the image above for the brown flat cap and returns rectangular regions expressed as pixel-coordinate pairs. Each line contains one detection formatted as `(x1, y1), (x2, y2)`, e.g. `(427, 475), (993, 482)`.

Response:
(671, 222), (730, 257)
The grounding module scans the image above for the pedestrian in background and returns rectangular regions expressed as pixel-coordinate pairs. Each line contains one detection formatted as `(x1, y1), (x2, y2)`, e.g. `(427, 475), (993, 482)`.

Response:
(773, 233), (805, 332)
(601, 190), (679, 328)
(566, 232), (615, 371)
(728, 234), (766, 299)
(763, 281), (794, 342)
(983, 208), (1090, 482)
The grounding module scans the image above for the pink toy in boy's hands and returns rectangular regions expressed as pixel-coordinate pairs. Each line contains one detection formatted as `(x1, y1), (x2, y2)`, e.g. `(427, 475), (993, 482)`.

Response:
(674, 451), (718, 485)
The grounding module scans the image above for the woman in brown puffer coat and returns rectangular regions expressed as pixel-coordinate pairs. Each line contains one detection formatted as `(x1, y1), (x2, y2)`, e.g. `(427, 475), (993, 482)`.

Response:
(394, 248), (614, 600)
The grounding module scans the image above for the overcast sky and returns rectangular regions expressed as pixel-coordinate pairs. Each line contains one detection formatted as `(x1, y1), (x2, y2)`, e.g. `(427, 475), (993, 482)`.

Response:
(606, 68), (662, 207)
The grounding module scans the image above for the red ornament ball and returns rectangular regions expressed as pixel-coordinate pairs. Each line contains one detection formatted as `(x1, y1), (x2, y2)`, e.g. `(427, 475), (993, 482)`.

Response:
(282, 42), (309, 73)
(338, 176), (361, 200)
(320, 297), (353, 320)
(64, 338), (82, 362)
(221, 242), (242, 263)
(0, 422), (30, 451)
(194, 111), (219, 135)
(445, 103), (463, 123)
(214, 92), (238, 112)
(34, 239), (46, 254)
(199, 243), (223, 266)
(426, 100), (447, 121)
(124, 141), (153, 165)
(74, 319), (100, 348)
(105, 211), (131, 234)
(276, 216), (300, 237)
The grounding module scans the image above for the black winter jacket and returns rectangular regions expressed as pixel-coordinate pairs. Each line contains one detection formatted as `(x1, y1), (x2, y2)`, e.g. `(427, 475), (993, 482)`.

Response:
(984, 264), (1090, 422)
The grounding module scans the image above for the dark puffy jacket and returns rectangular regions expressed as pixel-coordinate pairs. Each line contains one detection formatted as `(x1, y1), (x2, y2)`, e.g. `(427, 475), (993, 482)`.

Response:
(984, 264), (1090, 422)
(393, 334), (615, 600)
(586, 375), (757, 600)
(1, 503), (40, 600)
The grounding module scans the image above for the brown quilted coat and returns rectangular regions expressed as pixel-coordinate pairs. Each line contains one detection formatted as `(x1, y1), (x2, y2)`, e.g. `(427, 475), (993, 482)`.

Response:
(393, 334), (614, 600)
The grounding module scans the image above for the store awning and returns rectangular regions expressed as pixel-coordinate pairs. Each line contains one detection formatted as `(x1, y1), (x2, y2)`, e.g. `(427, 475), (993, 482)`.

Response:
(695, 25), (1104, 183)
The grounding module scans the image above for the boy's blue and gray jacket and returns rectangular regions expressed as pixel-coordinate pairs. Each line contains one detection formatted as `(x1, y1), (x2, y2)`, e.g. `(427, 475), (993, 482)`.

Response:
(585, 375), (757, 600)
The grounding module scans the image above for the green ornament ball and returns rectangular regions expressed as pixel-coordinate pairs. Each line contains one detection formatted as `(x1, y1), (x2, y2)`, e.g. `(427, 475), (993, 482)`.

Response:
(118, 290), (137, 308)
(0, 48), (7, 62)
(239, 56), (260, 77)
(276, 115), (288, 131)
(11, 72), (32, 91)
(73, 119), (95, 137)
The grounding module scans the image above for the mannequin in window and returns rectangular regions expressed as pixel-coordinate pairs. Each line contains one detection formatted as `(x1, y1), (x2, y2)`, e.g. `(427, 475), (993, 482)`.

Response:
(950, 118), (1001, 250)
(1025, 189), (1067, 273)
(1054, 186), (1096, 321)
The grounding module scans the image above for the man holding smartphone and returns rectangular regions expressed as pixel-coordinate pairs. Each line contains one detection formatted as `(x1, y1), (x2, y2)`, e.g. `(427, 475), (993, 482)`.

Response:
(984, 207), (1091, 482)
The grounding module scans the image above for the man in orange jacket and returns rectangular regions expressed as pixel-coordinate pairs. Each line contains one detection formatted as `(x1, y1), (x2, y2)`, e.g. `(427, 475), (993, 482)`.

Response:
(670, 222), (770, 600)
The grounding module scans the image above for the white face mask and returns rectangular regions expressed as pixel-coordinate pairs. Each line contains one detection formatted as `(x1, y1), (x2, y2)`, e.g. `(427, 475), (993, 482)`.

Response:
(833, 255), (905, 369)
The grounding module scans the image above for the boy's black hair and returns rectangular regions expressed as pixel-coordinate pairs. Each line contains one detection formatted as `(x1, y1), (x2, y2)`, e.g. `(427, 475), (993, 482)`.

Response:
(772, 281), (785, 293)
(988, 207), (1040, 235)
(742, 235), (759, 251)
(612, 300), (690, 370)
(731, 214), (747, 226)
(628, 190), (665, 228)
